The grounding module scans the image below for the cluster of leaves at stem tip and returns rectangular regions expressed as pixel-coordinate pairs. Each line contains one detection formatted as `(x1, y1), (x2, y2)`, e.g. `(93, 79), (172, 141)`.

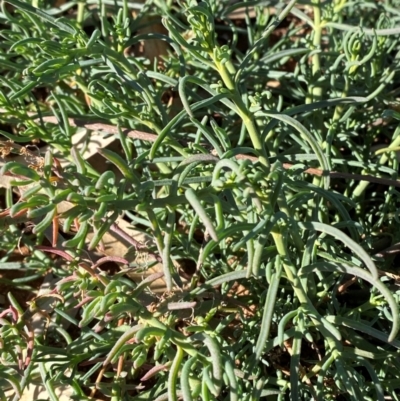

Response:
(1, 0), (400, 400)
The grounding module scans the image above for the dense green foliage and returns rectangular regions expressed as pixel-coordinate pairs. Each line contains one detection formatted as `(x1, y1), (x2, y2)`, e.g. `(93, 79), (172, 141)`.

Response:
(1, 0), (400, 400)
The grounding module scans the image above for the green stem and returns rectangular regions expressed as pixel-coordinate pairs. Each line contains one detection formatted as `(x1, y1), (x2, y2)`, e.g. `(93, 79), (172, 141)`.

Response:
(308, 0), (324, 190)
(271, 228), (307, 304)
(324, 78), (349, 163)
(216, 61), (270, 169)
(308, 0), (323, 104)
(271, 226), (340, 352)
(147, 209), (174, 291)
(77, 0), (85, 27)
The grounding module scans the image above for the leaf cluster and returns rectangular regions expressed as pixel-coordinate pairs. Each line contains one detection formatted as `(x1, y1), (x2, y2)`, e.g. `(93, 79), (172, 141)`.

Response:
(1, 0), (400, 400)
